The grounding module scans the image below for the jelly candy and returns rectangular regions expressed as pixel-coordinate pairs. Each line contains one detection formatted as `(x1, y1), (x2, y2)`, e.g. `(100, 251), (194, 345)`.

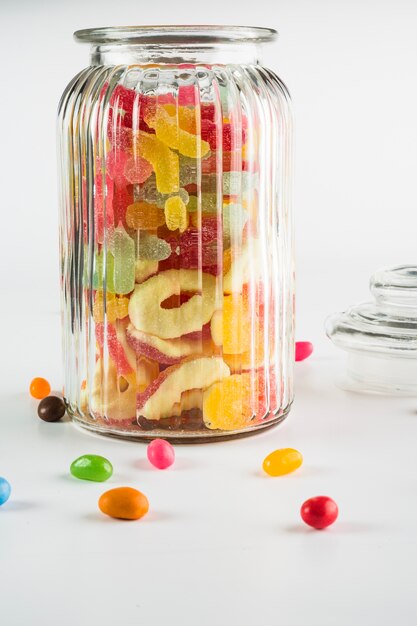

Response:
(211, 294), (251, 354)
(136, 175), (189, 209)
(137, 357), (230, 420)
(136, 131), (179, 194)
(37, 396), (66, 422)
(98, 486), (149, 520)
(129, 269), (218, 338)
(164, 195), (188, 232)
(70, 454), (113, 482)
(135, 259), (159, 282)
(146, 106), (210, 158)
(0, 477), (11, 506)
(160, 221), (220, 272)
(92, 250), (115, 293)
(203, 373), (252, 431)
(106, 150), (129, 185)
(126, 202), (165, 230)
(123, 154), (153, 184)
(93, 291), (129, 323)
(187, 193), (218, 214)
(94, 172), (114, 243)
(91, 358), (137, 424)
(147, 439), (175, 469)
(137, 232), (171, 261)
(162, 103), (197, 133)
(95, 321), (135, 375)
(300, 496), (339, 530)
(29, 377), (51, 399)
(112, 224), (135, 294)
(262, 448), (303, 477)
(223, 203), (248, 239)
(295, 341), (314, 362)
(112, 184), (133, 226)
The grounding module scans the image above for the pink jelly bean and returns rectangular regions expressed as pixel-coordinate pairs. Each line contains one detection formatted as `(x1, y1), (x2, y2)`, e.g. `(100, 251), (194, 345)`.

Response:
(147, 439), (175, 470)
(295, 341), (314, 362)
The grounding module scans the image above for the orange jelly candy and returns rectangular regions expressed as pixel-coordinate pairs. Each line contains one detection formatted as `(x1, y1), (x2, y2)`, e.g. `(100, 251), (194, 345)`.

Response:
(203, 373), (252, 431)
(126, 201), (166, 230)
(29, 377), (51, 399)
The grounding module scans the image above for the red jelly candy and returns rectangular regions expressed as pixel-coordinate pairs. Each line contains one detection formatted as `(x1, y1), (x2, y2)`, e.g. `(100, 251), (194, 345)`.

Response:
(295, 341), (313, 362)
(112, 184), (133, 227)
(300, 496), (339, 530)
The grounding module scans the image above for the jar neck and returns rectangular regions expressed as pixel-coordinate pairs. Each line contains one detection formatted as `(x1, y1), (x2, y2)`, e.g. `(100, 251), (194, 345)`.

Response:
(90, 43), (263, 66)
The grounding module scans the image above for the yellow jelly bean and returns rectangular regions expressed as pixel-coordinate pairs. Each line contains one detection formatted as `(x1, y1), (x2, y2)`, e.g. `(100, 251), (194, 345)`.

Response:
(262, 448), (303, 476)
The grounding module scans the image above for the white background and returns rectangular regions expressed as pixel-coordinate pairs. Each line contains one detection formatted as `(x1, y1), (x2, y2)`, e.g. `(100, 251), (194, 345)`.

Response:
(1, 1), (417, 624)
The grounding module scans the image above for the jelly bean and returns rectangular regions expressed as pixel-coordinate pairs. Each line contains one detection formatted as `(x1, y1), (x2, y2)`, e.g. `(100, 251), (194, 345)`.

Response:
(262, 448), (303, 477)
(70, 454), (113, 482)
(0, 477), (11, 506)
(300, 496), (339, 530)
(112, 224), (135, 294)
(29, 377), (51, 399)
(164, 195), (188, 232)
(295, 341), (314, 362)
(37, 396), (66, 422)
(98, 486), (149, 520)
(147, 438), (175, 469)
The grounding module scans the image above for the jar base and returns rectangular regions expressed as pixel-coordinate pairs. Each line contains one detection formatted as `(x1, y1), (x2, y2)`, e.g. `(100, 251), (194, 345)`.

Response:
(67, 404), (292, 444)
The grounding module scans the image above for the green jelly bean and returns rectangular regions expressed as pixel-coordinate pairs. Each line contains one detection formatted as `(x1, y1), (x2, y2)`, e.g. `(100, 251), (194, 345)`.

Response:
(70, 454), (113, 482)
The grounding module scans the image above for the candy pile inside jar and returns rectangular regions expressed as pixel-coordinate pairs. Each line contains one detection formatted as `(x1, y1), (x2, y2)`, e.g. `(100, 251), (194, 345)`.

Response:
(80, 78), (276, 436)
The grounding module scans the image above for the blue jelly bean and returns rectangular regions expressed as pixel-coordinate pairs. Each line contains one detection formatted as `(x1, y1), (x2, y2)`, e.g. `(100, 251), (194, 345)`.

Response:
(0, 477), (11, 506)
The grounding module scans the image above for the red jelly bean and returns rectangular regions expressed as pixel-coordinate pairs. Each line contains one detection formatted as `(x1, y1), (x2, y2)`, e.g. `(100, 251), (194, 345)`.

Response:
(295, 341), (314, 362)
(147, 439), (175, 470)
(300, 496), (339, 530)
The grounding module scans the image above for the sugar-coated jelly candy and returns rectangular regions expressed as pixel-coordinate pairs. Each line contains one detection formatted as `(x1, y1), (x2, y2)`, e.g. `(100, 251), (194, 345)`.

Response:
(92, 250), (115, 292)
(126, 202), (165, 230)
(203, 373), (252, 431)
(93, 291), (130, 323)
(112, 224), (135, 294)
(146, 106), (210, 158)
(70, 454), (113, 482)
(29, 377), (51, 399)
(164, 195), (188, 232)
(98, 486), (149, 520)
(300, 496), (339, 529)
(147, 439), (175, 469)
(124, 154), (153, 184)
(37, 396), (66, 422)
(136, 132), (179, 194)
(136, 175), (189, 209)
(262, 448), (303, 477)
(137, 232), (172, 261)
(295, 341), (314, 362)
(0, 477), (11, 506)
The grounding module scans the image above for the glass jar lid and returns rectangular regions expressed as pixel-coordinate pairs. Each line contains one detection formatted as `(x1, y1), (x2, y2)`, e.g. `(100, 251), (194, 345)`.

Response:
(326, 265), (417, 395)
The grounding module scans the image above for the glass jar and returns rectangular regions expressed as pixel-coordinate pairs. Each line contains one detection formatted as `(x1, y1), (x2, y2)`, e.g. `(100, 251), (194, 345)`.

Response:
(58, 25), (294, 441)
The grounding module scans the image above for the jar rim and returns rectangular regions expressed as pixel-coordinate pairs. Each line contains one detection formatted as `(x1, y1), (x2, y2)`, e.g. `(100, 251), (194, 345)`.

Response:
(73, 25), (277, 45)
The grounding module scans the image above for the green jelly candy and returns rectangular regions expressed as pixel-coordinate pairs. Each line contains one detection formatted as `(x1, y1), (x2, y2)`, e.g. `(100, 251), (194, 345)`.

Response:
(92, 249), (115, 292)
(187, 193), (218, 213)
(113, 224), (135, 294)
(137, 232), (171, 261)
(70, 454), (113, 482)
(136, 175), (189, 208)
(223, 203), (248, 238)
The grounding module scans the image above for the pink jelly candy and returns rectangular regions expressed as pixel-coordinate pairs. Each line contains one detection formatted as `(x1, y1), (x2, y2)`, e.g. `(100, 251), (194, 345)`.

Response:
(295, 341), (314, 362)
(147, 439), (175, 470)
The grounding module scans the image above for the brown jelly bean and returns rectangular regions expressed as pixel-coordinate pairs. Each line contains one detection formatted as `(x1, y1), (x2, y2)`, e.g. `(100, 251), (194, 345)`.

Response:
(37, 396), (66, 422)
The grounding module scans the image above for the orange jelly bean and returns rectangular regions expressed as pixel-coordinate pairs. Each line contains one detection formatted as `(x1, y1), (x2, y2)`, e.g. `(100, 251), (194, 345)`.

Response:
(262, 448), (303, 477)
(98, 487), (149, 520)
(29, 377), (51, 399)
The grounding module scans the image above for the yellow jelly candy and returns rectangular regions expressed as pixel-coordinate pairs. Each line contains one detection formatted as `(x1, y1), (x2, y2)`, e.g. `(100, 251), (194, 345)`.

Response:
(136, 131), (179, 194)
(211, 294), (251, 354)
(126, 202), (166, 230)
(164, 195), (188, 232)
(262, 448), (303, 477)
(163, 104), (197, 134)
(203, 373), (252, 431)
(147, 107), (210, 159)
(93, 292), (129, 323)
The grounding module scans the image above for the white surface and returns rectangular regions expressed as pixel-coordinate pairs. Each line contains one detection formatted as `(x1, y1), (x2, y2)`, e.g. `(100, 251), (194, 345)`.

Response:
(2, 283), (417, 626)
(2, 0), (417, 623)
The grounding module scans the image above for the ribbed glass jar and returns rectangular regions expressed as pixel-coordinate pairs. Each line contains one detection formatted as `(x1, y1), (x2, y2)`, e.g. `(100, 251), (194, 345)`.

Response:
(57, 25), (294, 441)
